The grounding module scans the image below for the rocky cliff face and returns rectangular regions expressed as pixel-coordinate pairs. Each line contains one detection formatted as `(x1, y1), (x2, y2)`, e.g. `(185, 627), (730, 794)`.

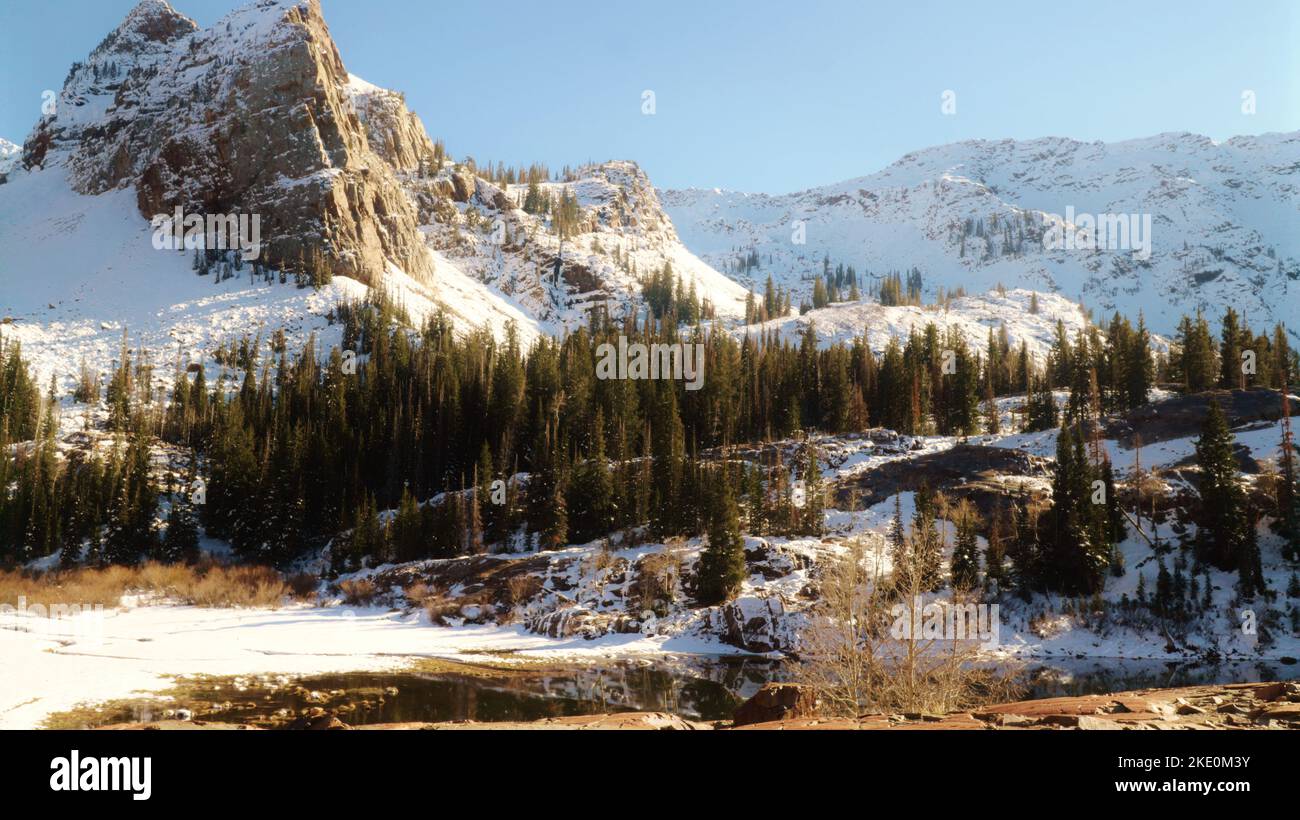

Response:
(23, 0), (431, 285)
(409, 158), (752, 330)
(345, 75), (437, 175)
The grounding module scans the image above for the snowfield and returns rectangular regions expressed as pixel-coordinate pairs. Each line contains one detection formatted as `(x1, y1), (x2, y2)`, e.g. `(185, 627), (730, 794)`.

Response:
(743, 288), (1107, 362)
(0, 165), (361, 394)
(0, 592), (751, 730)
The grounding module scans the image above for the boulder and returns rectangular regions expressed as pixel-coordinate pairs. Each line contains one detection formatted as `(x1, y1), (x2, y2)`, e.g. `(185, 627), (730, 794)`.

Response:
(525, 606), (638, 640)
(287, 713), (351, 730)
(834, 444), (1052, 518)
(733, 683), (820, 727)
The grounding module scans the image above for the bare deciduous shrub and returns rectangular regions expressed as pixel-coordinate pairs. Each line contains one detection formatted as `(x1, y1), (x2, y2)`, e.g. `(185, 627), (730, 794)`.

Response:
(338, 578), (378, 607)
(137, 561), (196, 598)
(633, 549), (681, 615)
(404, 581), (434, 607)
(506, 574), (541, 606)
(499, 574), (542, 624)
(587, 548), (619, 575)
(0, 568), (127, 608)
(797, 536), (1022, 717)
(423, 593), (461, 623)
(403, 580), (459, 621)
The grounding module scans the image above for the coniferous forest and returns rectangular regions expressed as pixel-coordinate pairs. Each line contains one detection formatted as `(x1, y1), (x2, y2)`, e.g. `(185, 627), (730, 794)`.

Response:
(2, 289), (1296, 611)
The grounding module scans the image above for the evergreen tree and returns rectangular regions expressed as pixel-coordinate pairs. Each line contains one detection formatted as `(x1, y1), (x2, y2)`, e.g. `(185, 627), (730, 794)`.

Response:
(950, 499), (981, 590)
(391, 486), (424, 562)
(160, 461), (200, 564)
(695, 466), (746, 605)
(1024, 374), (1059, 433)
(887, 494), (908, 571)
(1236, 506), (1266, 600)
(983, 504), (1008, 594)
(1194, 399), (1246, 571)
(568, 408), (615, 542)
(910, 485), (944, 592)
(798, 436), (825, 535)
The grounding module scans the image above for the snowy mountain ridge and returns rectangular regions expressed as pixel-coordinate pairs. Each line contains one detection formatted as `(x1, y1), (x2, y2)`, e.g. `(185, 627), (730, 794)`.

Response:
(663, 132), (1300, 336)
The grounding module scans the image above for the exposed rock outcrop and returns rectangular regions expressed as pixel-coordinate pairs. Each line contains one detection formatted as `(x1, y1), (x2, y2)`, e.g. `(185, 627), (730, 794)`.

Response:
(834, 443), (1052, 518)
(1105, 387), (1300, 447)
(23, 0), (432, 285)
(345, 75), (437, 174)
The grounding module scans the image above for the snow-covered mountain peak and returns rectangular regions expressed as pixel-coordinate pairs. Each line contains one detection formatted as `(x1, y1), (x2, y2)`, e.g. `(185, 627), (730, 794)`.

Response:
(663, 132), (1300, 336)
(96, 0), (197, 53)
(20, 0), (431, 286)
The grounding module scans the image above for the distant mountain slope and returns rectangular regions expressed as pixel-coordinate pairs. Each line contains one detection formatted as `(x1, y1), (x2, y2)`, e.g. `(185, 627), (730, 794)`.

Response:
(0, 138), (19, 176)
(663, 133), (1300, 335)
(743, 288), (1100, 363)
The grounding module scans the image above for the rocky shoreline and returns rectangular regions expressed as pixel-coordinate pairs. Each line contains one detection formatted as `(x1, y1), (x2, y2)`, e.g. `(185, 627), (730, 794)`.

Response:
(96, 681), (1300, 731)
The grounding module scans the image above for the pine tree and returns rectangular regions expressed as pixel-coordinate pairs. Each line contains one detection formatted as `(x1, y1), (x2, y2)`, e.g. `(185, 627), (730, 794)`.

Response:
(1101, 457), (1125, 544)
(1154, 555), (1173, 615)
(887, 494), (908, 572)
(950, 499), (981, 590)
(1045, 425), (1109, 594)
(1194, 399), (1246, 571)
(476, 442), (498, 546)
(160, 462), (200, 564)
(1024, 375), (1059, 432)
(695, 466), (746, 605)
(910, 485), (944, 592)
(391, 486), (424, 562)
(983, 504), (1008, 594)
(1278, 387), (1299, 561)
(1237, 506), (1265, 601)
(568, 408), (614, 542)
(798, 436), (825, 535)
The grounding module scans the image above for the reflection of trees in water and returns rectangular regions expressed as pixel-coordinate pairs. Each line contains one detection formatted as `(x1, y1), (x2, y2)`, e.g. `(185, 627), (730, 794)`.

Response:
(529, 658), (789, 720)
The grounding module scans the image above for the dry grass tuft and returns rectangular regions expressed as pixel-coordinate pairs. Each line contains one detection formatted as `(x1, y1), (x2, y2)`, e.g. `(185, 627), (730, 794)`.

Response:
(0, 561), (297, 611)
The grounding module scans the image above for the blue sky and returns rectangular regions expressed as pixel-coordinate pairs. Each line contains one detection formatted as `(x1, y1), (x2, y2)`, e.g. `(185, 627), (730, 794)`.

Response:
(1, 0), (1297, 192)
